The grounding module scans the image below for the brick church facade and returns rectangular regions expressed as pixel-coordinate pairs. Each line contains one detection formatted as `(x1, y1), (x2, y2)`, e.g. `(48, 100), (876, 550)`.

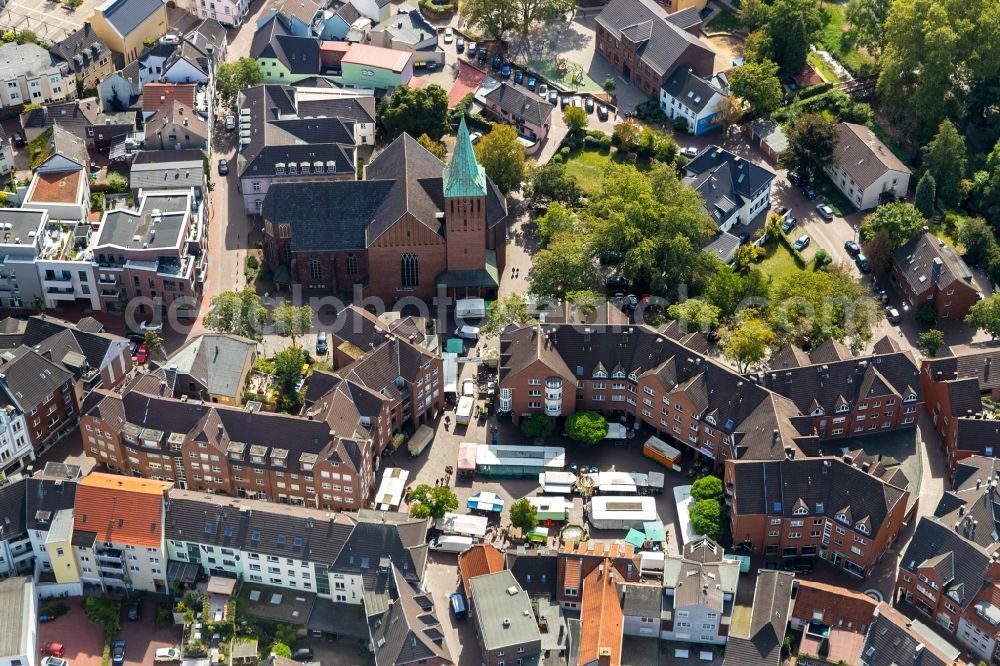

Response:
(260, 118), (508, 302)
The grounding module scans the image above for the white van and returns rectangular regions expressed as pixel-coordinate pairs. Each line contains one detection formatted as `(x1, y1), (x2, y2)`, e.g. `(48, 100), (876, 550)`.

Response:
(454, 325), (480, 340)
(455, 298), (486, 319)
(429, 535), (474, 553)
(154, 647), (181, 662)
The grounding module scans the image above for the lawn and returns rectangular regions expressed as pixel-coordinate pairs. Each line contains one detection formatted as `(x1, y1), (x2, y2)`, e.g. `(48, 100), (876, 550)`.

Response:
(815, 175), (858, 217)
(528, 59), (603, 93)
(704, 10), (744, 34)
(562, 148), (650, 195)
(818, 4), (875, 77)
(756, 240), (812, 285)
(806, 51), (840, 83)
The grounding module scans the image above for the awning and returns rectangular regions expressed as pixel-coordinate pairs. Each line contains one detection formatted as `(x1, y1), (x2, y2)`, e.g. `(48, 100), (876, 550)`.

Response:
(457, 441), (477, 472)
(446, 338), (465, 354)
(167, 560), (199, 584)
(624, 528), (646, 549)
(207, 575), (238, 596)
(467, 491), (504, 512)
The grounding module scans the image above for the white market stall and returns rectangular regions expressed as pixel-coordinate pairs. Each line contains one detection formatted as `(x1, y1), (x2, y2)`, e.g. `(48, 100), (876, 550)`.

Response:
(595, 471), (638, 495)
(538, 471), (577, 494)
(443, 352), (459, 395)
(528, 496), (571, 521)
(467, 491), (505, 513)
(586, 496), (658, 530)
(673, 485), (699, 546)
(475, 444), (565, 478)
(435, 512), (489, 538)
(374, 467), (409, 511)
(456, 397), (474, 425)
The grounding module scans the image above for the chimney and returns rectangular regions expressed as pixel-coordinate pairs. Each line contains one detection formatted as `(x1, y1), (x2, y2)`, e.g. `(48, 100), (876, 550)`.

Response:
(932, 257), (943, 284)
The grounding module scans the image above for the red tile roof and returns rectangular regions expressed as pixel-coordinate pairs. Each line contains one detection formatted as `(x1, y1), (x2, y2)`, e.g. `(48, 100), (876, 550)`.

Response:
(457, 544), (505, 598)
(792, 581), (877, 630)
(142, 83), (198, 117)
(74, 473), (171, 548)
(579, 560), (623, 666)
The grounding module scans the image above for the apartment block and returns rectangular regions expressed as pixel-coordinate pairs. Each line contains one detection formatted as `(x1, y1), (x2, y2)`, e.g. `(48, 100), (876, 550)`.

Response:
(0, 43), (75, 110)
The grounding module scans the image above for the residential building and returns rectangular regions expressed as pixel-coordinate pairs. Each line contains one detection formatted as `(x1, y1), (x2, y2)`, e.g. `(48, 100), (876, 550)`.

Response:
(457, 543), (505, 599)
(25, 474), (82, 595)
(0, 577), (37, 666)
(0, 345), (78, 455)
(261, 118), (508, 302)
(790, 581), (876, 664)
(98, 60), (143, 111)
(20, 99), (137, 151)
(144, 98), (209, 150)
(91, 0), (169, 63)
(892, 230), (980, 322)
(24, 125), (92, 231)
(0, 43), (75, 110)
(130, 149), (207, 198)
(722, 570), (793, 666)
(50, 23), (122, 90)
(618, 582), (662, 639)
(660, 537), (739, 645)
(762, 340), (923, 439)
(350, 0), (392, 24)
(579, 557), (625, 666)
(90, 188), (206, 318)
(366, 10), (441, 66)
(684, 145), (775, 234)
(505, 546), (558, 599)
(184, 0), (249, 27)
(369, 565), (453, 666)
(252, 13), (322, 84)
(80, 374), (376, 509)
(922, 350), (1000, 470)
(259, 0), (322, 37)
(0, 127), (13, 176)
(702, 231), (740, 265)
(725, 456), (910, 577)
(595, 0), (714, 97)
(958, 581), (1000, 664)
(72, 472), (171, 593)
(16, 313), (133, 390)
(479, 81), (555, 151)
(555, 541), (640, 611)
(826, 123), (910, 210)
(0, 209), (49, 310)
(469, 571), (542, 666)
(338, 43), (413, 90)
(164, 333), (257, 405)
(236, 83), (373, 214)
(860, 602), (964, 666)
(660, 69), (727, 135)
(0, 481), (34, 577)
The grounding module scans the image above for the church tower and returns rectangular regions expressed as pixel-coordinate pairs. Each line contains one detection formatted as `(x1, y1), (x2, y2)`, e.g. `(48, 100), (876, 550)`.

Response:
(442, 116), (488, 272)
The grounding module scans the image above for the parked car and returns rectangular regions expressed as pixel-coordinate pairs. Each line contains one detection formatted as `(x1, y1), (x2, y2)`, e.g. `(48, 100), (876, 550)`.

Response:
(548, 89), (558, 105)
(136, 344), (148, 364)
(855, 253), (871, 273)
(41, 644), (66, 658)
(128, 333), (145, 344)
(681, 146), (698, 158)
(514, 69), (523, 84)
(127, 598), (141, 621)
(804, 185), (818, 200)
(140, 320), (162, 332)
(293, 648), (315, 662)
(11, 131), (25, 147)
(781, 217), (797, 233)
(793, 234), (811, 251)
(456, 36), (464, 52)
(844, 239), (861, 255)
(885, 306), (901, 324)
(316, 330), (328, 355)
(572, 95), (583, 108)
(491, 54), (501, 70)
(737, 231), (750, 245)
(466, 41), (477, 57)
(225, 115), (235, 130)
(605, 275), (629, 290)
(154, 647), (181, 662)
(500, 63), (511, 78)
(443, 27), (453, 43)
(787, 171), (803, 186)
(469, 131), (483, 144)
(454, 325), (480, 340)
(585, 96), (595, 113)
(112, 640), (126, 666)
(597, 104), (608, 121)
(218, 158), (229, 175)
(526, 76), (537, 91)
(816, 203), (834, 219)
(477, 48), (487, 64)
(875, 287), (889, 304)
(538, 83), (548, 97)
(42, 658), (69, 666)
(560, 95), (570, 109)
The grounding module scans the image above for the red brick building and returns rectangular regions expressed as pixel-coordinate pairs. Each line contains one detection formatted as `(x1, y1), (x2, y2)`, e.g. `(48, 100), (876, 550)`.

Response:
(892, 230), (981, 321)
(262, 118), (508, 302)
(0, 345), (77, 451)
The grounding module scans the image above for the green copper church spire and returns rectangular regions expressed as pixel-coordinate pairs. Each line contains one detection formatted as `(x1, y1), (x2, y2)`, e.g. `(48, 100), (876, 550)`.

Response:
(443, 116), (487, 198)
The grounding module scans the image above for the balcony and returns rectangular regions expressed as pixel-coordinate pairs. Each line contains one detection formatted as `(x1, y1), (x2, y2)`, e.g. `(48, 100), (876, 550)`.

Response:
(43, 271), (72, 283)
(98, 275), (118, 284)
(546, 378), (563, 389)
(46, 286), (75, 296)
(544, 400), (561, 417)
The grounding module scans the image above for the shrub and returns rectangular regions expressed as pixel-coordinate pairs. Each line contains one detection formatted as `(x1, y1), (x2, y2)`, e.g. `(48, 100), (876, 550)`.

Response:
(814, 249), (832, 269)
(520, 413), (554, 438)
(105, 172), (129, 194)
(598, 135), (612, 151)
(559, 146), (571, 156)
(691, 475), (723, 501)
(916, 303), (938, 326)
(583, 135), (601, 148)
(550, 153), (564, 164)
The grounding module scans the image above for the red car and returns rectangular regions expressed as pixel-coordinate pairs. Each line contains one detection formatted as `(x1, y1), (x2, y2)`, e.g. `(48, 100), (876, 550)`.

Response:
(41, 642), (66, 657)
(136, 344), (148, 364)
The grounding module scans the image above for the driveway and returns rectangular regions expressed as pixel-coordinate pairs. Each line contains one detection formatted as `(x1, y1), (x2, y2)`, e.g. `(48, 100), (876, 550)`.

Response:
(37, 602), (104, 666)
(118, 598), (183, 666)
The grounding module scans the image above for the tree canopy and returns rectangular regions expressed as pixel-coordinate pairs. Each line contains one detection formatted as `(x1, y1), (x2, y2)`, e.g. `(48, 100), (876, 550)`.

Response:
(565, 411), (609, 446)
(216, 58), (263, 108)
(667, 299), (721, 333)
(921, 119), (967, 205)
(722, 309), (776, 372)
(408, 484), (458, 519)
(769, 267), (878, 348)
(462, 0), (516, 41)
(846, 0), (893, 57)
(509, 498), (539, 532)
(690, 499), (723, 540)
(779, 113), (839, 183)
(529, 232), (599, 297)
(859, 202), (925, 249)
(416, 133), (447, 160)
(525, 162), (582, 207)
(862, 227), (894, 274)
(691, 475), (723, 501)
(914, 172), (936, 218)
(483, 294), (531, 336)
(740, 0), (823, 74)
(918, 329), (945, 357)
(475, 124), (526, 194)
(966, 296), (1000, 340)
(728, 60), (784, 117)
(272, 346), (308, 412)
(271, 303), (313, 348)
(204, 289), (267, 340)
(376, 84), (450, 142)
(520, 413), (554, 439)
(971, 139), (1000, 225)
(563, 106), (588, 134)
(534, 202), (576, 249)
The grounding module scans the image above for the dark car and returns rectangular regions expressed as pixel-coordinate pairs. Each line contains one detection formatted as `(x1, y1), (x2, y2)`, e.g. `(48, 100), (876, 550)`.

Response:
(781, 217), (797, 233)
(12, 132), (25, 147)
(514, 69), (523, 84)
(875, 287), (889, 304)
(597, 104), (608, 121)
(526, 76), (537, 91)
(737, 231), (750, 245)
(844, 240), (861, 255)
(855, 253), (871, 273)
(500, 63), (511, 78)
(217, 158), (228, 176)
(491, 54), (502, 70)
(127, 598), (141, 621)
(456, 36), (464, 52)
(111, 640), (126, 666)
(560, 95), (570, 109)
(803, 185), (818, 200)
(787, 171), (803, 186)
(585, 97), (595, 113)
(605, 275), (629, 290)
(477, 48), (488, 64)
(292, 648), (314, 661)
(548, 89), (558, 105)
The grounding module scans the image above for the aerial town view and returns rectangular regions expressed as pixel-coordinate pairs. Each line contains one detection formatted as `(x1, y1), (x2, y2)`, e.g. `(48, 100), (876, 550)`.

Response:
(0, 0), (992, 662)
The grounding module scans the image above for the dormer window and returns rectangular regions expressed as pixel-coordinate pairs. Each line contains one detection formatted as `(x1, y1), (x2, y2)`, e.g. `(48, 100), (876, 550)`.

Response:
(856, 523), (869, 534)
(904, 393), (917, 403)
(593, 370), (607, 379)
(612, 370), (626, 379)
(835, 403), (850, 413)
(705, 415), (716, 426)
(811, 407), (825, 416)
(627, 372), (638, 382)
(837, 513), (850, 524)
(793, 506), (808, 516)
(287, 164), (297, 174)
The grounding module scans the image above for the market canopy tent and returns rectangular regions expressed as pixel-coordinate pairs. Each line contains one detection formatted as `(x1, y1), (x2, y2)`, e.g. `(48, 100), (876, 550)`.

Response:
(375, 467), (410, 511)
(435, 512), (488, 537)
(467, 491), (505, 512)
(457, 442), (477, 474)
(643, 521), (667, 543)
(407, 425), (434, 457)
(624, 528), (646, 549)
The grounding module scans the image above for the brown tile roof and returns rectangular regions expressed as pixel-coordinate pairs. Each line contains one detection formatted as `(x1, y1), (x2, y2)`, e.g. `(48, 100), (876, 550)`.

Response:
(457, 543), (505, 598)
(74, 472), (171, 548)
(579, 560), (624, 666)
(961, 582), (1000, 636)
(833, 123), (911, 190)
(26, 170), (84, 204)
(792, 581), (877, 629)
(893, 230), (977, 297)
(142, 83), (198, 116)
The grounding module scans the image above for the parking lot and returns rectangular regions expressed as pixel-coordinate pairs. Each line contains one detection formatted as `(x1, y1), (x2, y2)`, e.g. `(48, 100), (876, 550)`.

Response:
(0, 0), (104, 42)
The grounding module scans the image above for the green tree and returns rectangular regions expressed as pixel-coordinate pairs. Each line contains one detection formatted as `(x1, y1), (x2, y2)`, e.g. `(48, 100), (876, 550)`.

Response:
(271, 643), (292, 658)
(509, 498), (539, 532)
(106, 172), (130, 193)
(274, 624), (298, 646)
(376, 84), (450, 142)
(534, 202), (576, 248)
(915, 303), (937, 326)
(728, 60), (784, 117)
(779, 113), (839, 183)
(408, 484), (458, 519)
(215, 58), (263, 108)
(705, 266), (768, 317)
(914, 171), (937, 218)
(863, 227), (894, 273)
(716, 95), (744, 135)
(461, 0), (516, 41)
(691, 475), (723, 501)
(770, 267), (877, 346)
(958, 217), (997, 267)
(602, 76), (617, 95)
(721, 309), (775, 372)
(272, 346), (308, 412)
(565, 290), (604, 314)
(918, 328), (945, 356)
(612, 122), (640, 151)
(739, 0), (772, 28)
(529, 232), (599, 297)
(271, 302), (313, 348)
(814, 248), (833, 269)
(144, 330), (162, 354)
(83, 597), (121, 635)
(690, 499), (723, 540)
(204, 289), (267, 340)
(511, 0), (575, 40)
(922, 119), (967, 205)
(525, 162), (582, 207)
(565, 411), (609, 446)
(966, 296), (1000, 339)
(563, 106), (588, 134)
(846, 0), (892, 57)
(859, 202), (925, 249)
(416, 133), (447, 160)
(971, 140), (1000, 224)
(742, 30), (774, 64)
(766, 0), (824, 75)
(520, 413), (554, 439)
(667, 298), (721, 333)
(475, 124), (526, 194)
(483, 294), (530, 336)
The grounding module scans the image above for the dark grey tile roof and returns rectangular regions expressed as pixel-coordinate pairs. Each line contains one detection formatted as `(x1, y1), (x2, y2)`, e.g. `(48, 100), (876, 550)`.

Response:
(952, 455), (1000, 493)
(0, 346), (74, 412)
(102, 0), (165, 38)
(505, 548), (558, 597)
(131, 149), (205, 189)
(861, 603), (957, 666)
(25, 477), (77, 531)
(685, 146), (775, 227)
(0, 43), (62, 81)
(0, 479), (27, 538)
(661, 68), (724, 112)
(49, 124), (89, 169)
(893, 230), (976, 297)
(250, 14), (319, 74)
(483, 83), (555, 127)
(834, 123), (910, 189)
(900, 517), (990, 609)
(932, 457), (1000, 549)
(926, 347), (1000, 394)
(166, 333), (256, 400)
(333, 516), (429, 588)
(702, 230), (740, 263)
(298, 96), (375, 124)
(723, 571), (793, 666)
(595, 0), (712, 77)
(953, 418), (1000, 457)
(49, 24), (120, 75)
(22, 314), (121, 372)
(370, 565), (453, 666)
(619, 582), (662, 617)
